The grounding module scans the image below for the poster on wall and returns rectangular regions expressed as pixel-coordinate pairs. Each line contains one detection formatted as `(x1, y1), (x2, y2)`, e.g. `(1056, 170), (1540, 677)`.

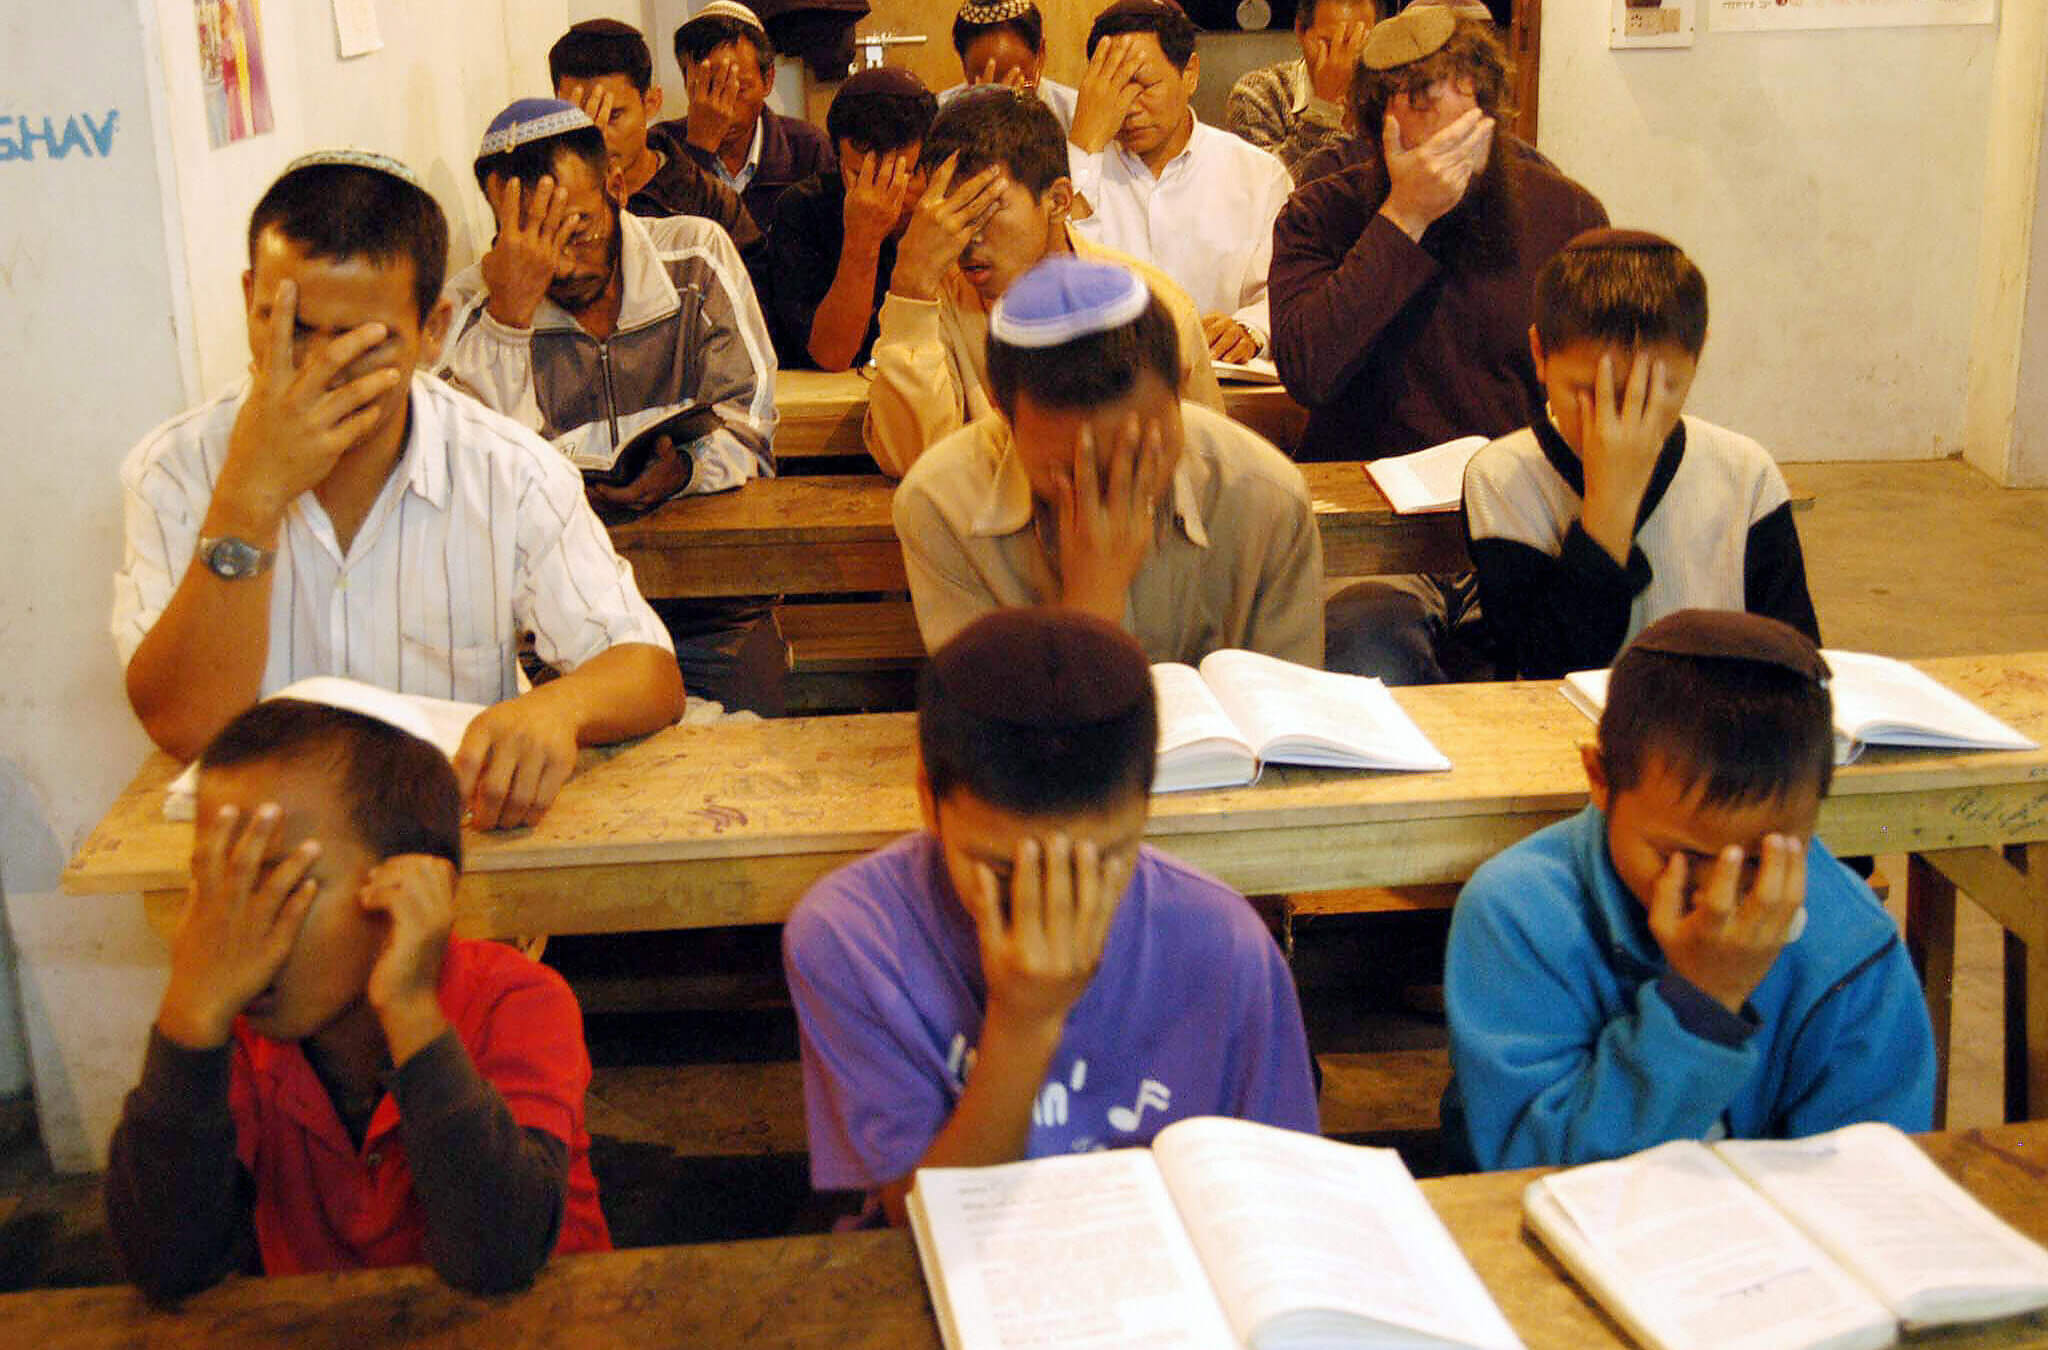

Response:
(196, 0), (275, 148)
(1613, 0), (1697, 48)
(1712, 0), (1995, 30)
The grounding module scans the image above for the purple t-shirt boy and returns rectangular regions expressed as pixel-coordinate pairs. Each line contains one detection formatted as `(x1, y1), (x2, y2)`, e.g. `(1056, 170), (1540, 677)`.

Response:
(783, 831), (1320, 1193)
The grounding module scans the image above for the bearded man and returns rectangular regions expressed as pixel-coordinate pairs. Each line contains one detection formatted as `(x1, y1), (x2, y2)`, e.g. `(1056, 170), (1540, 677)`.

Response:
(1269, 5), (1606, 464)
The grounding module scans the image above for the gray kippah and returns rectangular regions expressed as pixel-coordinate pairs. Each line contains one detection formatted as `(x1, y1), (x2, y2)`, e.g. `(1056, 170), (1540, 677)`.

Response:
(282, 148), (423, 189)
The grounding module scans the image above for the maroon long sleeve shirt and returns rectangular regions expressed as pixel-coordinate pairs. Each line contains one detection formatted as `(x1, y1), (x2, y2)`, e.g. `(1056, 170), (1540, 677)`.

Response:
(1269, 136), (1608, 462)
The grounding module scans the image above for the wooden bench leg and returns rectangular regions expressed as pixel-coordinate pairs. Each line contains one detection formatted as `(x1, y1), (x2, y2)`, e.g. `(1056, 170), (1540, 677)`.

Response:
(1919, 844), (2048, 1124)
(1905, 853), (1958, 1129)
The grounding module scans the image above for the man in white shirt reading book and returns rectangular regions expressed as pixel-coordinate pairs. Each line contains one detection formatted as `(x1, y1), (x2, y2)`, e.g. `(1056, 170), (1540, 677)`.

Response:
(783, 608), (1319, 1225)
(893, 256), (1323, 666)
(1442, 611), (1934, 1171)
(113, 152), (683, 830)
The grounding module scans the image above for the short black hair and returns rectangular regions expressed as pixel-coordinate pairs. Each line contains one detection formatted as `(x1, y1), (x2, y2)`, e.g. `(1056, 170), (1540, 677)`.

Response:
(200, 701), (464, 870)
(917, 664), (1157, 815)
(549, 18), (654, 92)
(952, 5), (1045, 57)
(674, 15), (776, 74)
(986, 294), (1179, 420)
(827, 84), (939, 155)
(1599, 647), (1835, 808)
(920, 88), (1068, 196)
(1086, 3), (1199, 69)
(472, 124), (609, 200)
(247, 162), (449, 324)
(1535, 236), (1710, 358)
(1296, 0), (1380, 29)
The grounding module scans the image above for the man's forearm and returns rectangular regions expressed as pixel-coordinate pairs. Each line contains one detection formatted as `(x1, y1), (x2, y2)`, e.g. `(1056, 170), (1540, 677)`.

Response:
(880, 1010), (1063, 1225)
(532, 642), (683, 744)
(805, 243), (886, 372)
(125, 558), (275, 760)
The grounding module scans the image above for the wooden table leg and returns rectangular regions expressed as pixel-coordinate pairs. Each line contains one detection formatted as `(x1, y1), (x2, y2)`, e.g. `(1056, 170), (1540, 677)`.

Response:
(1905, 853), (1958, 1129)
(1920, 844), (2048, 1123)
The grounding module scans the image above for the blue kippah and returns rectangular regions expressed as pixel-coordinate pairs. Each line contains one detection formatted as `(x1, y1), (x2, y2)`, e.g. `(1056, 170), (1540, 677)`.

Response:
(478, 98), (596, 159)
(988, 257), (1150, 349)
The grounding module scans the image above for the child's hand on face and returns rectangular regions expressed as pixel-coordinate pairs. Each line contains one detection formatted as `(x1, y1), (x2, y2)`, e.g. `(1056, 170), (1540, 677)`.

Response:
(158, 804), (321, 1050)
(1649, 834), (1807, 1015)
(969, 834), (1123, 1032)
(1578, 349), (1687, 566)
(358, 854), (457, 1064)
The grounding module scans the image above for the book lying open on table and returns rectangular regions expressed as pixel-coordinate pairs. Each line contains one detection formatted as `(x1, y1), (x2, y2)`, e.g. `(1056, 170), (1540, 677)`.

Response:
(910, 1116), (1523, 1350)
(1562, 649), (2037, 765)
(1524, 1122), (2048, 1350)
(162, 676), (484, 820)
(1365, 435), (1491, 514)
(1212, 357), (1282, 385)
(1153, 649), (1451, 793)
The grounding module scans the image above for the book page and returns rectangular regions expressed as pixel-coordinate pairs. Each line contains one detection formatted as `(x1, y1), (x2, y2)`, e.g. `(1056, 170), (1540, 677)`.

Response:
(910, 1150), (1237, 1350)
(1821, 651), (2037, 752)
(1153, 1118), (1520, 1350)
(1529, 1142), (1894, 1350)
(1717, 1124), (2048, 1327)
(1152, 664), (1257, 793)
(1366, 435), (1491, 514)
(1197, 649), (1449, 771)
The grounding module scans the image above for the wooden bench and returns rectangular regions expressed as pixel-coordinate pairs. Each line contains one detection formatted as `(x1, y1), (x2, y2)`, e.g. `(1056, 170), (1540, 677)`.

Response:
(779, 600), (925, 714)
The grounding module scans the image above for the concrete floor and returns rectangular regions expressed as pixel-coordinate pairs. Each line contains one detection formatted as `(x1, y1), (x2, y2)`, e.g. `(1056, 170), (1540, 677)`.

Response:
(2, 457), (2043, 1284)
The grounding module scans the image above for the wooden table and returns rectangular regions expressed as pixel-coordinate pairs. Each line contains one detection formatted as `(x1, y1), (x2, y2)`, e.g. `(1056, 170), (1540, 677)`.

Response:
(770, 368), (1309, 460)
(5, 1122), (2044, 1348)
(607, 459), (1469, 600)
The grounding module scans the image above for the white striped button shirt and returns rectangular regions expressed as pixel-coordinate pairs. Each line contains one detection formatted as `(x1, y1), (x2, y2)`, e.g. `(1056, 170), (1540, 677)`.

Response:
(112, 372), (673, 706)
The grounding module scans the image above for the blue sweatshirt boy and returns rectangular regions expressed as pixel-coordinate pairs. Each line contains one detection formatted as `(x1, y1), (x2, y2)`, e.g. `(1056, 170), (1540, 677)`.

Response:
(1443, 805), (1935, 1171)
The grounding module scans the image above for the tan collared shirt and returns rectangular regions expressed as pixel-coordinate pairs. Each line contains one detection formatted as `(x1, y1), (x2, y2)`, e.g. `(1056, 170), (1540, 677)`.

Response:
(861, 227), (1225, 479)
(893, 401), (1324, 667)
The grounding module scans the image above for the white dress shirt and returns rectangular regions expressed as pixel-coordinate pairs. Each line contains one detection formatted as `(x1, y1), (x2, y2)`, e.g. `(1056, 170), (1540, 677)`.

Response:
(112, 372), (673, 705)
(1067, 116), (1294, 346)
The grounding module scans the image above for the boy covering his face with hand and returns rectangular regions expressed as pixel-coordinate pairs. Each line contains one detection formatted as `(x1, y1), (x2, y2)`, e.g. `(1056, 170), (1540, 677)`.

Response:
(106, 701), (608, 1300)
(1442, 611), (1935, 1172)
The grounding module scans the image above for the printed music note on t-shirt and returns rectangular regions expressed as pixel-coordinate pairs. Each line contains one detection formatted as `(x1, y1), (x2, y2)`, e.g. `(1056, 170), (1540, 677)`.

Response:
(1106, 1078), (1172, 1132)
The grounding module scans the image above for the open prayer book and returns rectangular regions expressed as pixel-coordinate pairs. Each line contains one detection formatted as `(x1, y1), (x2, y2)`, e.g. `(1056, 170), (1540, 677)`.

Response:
(1212, 356), (1282, 385)
(1524, 1123), (2048, 1350)
(162, 677), (483, 821)
(1562, 649), (2037, 766)
(566, 402), (720, 486)
(1153, 649), (1450, 793)
(909, 1116), (1524, 1350)
(1365, 435), (1492, 514)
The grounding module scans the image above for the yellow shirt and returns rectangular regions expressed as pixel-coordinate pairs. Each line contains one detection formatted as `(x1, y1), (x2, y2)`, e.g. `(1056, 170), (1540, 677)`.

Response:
(892, 401), (1324, 667)
(861, 225), (1226, 479)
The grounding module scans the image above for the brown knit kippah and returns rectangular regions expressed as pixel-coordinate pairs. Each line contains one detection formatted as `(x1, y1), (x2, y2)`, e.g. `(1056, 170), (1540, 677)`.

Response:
(1564, 227), (1683, 253)
(1626, 610), (1830, 686)
(835, 65), (930, 100)
(931, 608), (1151, 728)
(1362, 5), (1456, 70)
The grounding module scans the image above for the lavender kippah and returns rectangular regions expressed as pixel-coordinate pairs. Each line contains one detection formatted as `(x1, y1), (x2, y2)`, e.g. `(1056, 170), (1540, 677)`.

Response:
(1625, 610), (1831, 687)
(1564, 227), (1684, 253)
(835, 65), (930, 101)
(478, 99), (596, 159)
(989, 257), (1150, 349)
(1362, 5), (1456, 70)
(957, 0), (1037, 22)
(932, 608), (1151, 728)
(282, 148), (422, 189)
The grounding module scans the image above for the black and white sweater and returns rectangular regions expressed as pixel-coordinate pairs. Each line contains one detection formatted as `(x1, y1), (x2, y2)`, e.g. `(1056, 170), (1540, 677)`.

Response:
(1463, 413), (1819, 680)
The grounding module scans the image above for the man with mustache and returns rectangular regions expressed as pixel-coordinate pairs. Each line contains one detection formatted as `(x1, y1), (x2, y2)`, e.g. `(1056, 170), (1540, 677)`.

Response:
(439, 100), (784, 714)
(862, 89), (1221, 479)
(1268, 6), (1606, 683)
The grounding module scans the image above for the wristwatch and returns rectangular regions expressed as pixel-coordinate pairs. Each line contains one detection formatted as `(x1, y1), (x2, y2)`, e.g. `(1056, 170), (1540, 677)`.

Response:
(196, 535), (277, 580)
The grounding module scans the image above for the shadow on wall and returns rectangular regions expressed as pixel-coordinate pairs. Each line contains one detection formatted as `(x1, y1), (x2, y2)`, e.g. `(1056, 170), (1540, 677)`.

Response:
(0, 757), (69, 1101)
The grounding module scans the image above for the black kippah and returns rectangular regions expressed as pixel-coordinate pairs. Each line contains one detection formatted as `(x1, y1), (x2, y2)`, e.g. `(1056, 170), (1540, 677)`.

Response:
(931, 608), (1151, 728)
(1563, 226), (1682, 253)
(567, 17), (642, 39)
(836, 65), (930, 101)
(1627, 610), (1830, 686)
(1095, 0), (1190, 22)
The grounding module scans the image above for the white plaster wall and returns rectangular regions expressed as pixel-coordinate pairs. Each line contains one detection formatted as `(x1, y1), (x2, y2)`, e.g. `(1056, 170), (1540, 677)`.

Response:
(1538, 8), (1998, 462)
(2013, 114), (2048, 486)
(0, 1), (189, 1158)
(151, 0), (580, 398)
